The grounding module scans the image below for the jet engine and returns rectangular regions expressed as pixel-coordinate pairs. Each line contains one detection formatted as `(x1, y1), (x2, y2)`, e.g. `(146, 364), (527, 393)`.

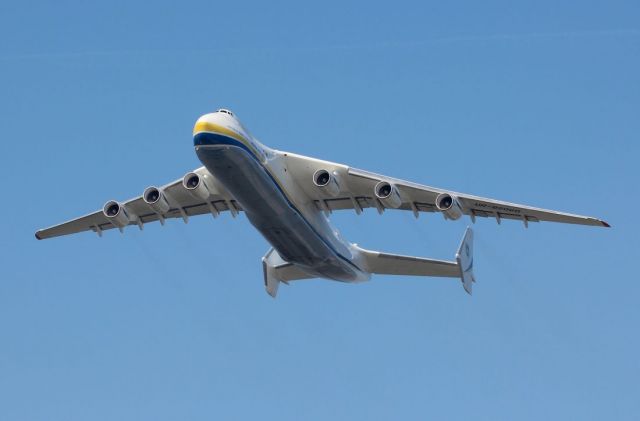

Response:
(183, 172), (212, 200)
(435, 193), (463, 220)
(313, 169), (341, 197)
(103, 200), (135, 228)
(143, 186), (170, 214)
(374, 181), (402, 208)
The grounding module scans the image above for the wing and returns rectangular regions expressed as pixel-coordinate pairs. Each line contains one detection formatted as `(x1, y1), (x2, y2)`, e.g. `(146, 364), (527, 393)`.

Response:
(36, 167), (242, 240)
(283, 153), (609, 228)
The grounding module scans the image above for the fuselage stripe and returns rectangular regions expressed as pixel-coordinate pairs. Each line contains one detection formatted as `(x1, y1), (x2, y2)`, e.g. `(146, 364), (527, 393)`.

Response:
(193, 121), (263, 158)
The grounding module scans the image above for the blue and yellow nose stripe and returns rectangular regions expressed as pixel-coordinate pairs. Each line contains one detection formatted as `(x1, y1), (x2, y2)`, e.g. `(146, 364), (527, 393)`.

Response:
(193, 121), (263, 159)
(193, 121), (248, 144)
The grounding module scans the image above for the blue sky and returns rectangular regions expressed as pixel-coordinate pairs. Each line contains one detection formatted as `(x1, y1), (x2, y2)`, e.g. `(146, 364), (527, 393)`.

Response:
(1, 1), (638, 420)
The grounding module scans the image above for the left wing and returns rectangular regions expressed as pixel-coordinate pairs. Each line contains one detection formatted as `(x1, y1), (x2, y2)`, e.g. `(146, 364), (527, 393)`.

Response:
(283, 153), (609, 228)
(36, 167), (241, 240)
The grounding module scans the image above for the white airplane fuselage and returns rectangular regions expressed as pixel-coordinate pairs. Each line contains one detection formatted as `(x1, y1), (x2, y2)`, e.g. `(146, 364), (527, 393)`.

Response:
(193, 111), (370, 283)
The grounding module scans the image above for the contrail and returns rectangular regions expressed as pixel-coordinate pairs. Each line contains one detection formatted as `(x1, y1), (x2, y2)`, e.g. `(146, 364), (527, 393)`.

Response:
(379, 28), (640, 47)
(1, 28), (637, 62)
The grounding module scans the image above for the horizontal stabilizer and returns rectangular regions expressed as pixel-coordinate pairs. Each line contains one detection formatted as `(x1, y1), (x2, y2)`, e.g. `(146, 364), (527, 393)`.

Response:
(355, 227), (476, 295)
(357, 250), (460, 278)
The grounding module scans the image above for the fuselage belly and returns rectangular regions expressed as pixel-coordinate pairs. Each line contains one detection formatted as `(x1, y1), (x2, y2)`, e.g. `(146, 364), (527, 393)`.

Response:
(194, 132), (365, 282)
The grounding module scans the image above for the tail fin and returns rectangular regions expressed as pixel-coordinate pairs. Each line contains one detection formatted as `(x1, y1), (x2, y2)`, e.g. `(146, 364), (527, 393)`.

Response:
(455, 227), (475, 295)
(262, 248), (314, 298)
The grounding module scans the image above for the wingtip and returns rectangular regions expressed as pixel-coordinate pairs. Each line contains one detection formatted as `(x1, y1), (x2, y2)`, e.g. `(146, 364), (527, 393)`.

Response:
(601, 220), (611, 228)
(35, 231), (43, 240)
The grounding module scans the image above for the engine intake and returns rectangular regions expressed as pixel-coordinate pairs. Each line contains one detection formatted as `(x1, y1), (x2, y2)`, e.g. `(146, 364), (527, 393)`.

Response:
(103, 200), (135, 228)
(313, 169), (340, 197)
(435, 193), (463, 220)
(183, 172), (212, 201)
(143, 186), (170, 214)
(374, 181), (402, 208)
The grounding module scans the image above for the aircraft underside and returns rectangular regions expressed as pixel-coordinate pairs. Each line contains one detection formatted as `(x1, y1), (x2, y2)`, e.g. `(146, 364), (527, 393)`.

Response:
(194, 137), (363, 283)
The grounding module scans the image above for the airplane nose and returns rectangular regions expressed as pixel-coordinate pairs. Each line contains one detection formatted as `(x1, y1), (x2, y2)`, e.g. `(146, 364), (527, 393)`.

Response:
(193, 112), (250, 150)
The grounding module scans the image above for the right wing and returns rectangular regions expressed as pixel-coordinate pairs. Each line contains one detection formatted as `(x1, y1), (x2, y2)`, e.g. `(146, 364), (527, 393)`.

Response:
(35, 167), (241, 240)
(283, 153), (609, 228)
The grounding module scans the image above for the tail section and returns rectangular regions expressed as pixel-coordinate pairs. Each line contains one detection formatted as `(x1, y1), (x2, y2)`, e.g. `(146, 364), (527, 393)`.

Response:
(262, 228), (476, 297)
(355, 227), (476, 295)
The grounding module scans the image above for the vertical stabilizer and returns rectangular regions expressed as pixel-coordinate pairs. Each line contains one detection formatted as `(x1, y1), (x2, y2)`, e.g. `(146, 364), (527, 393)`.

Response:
(261, 248), (314, 298)
(455, 227), (475, 295)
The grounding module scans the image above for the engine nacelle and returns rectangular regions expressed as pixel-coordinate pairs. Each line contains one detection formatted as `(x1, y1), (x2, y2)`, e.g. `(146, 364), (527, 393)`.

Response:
(103, 200), (135, 228)
(183, 172), (212, 201)
(374, 181), (402, 208)
(435, 193), (463, 220)
(313, 169), (341, 197)
(143, 186), (170, 214)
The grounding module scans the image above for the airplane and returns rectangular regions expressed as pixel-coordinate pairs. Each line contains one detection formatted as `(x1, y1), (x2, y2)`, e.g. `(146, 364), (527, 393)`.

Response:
(36, 109), (610, 297)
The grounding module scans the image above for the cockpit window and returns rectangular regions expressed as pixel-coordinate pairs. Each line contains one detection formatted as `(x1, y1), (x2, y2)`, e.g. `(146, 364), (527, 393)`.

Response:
(217, 108), (234, 117)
